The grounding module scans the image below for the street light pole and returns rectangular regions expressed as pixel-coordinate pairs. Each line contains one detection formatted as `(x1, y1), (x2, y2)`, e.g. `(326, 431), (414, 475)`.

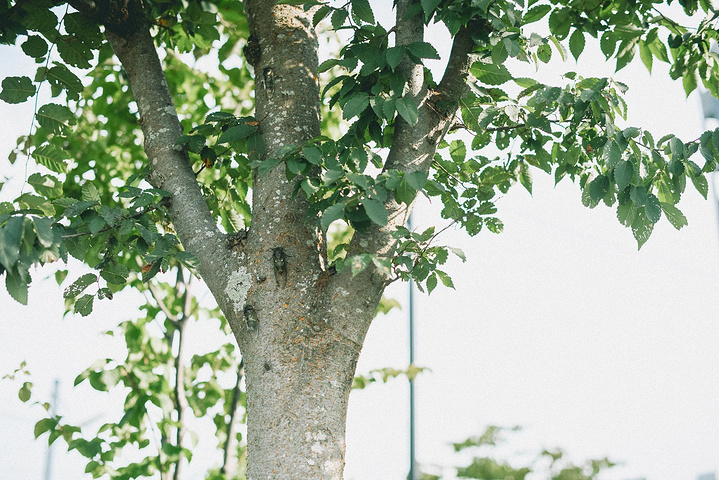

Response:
(408, 212), (417, 480)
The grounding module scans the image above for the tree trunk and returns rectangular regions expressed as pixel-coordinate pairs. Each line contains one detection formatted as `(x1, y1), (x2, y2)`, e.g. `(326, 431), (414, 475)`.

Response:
(103, 1), (404, 478)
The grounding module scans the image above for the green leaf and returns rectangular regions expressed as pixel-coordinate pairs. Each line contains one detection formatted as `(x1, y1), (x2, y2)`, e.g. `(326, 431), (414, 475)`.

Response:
(660, 202), (688, 230)
(34, 418), (57, 439)
(32, 144), (69, 173)
(421, 0), (441, 19)
(18, 382), (32, 402)
(450, 247), (466, 262)
(395, 178), (416, 205)
(629, 185), (647, 206)
(386, 46), (405, 71)
(32, 217), (56, 248)
(426, 272), (437, 294)
(22, 36), (48, 58)
(519, 162), (532, 194)
(37, 103), (75, 134)
(343, 93), (370, 120)
(362, 198), (388, 226)
(406, 42), (440, 60)
(74, 294), (94, 316)
(405, 171), (428, 190)
(569, 29), (585, 61)
(218, 123), (256, 143)
(436, 270), (455, 289)
(524, 5), (551, 23)
(64, 273), (97, 299)
(0, 216), (24, 269)
(689, 172), (708, 199)
(644, 194), (661, 223)
(396, 96), (418, 126)
(631, 209), (654, 249)
(471, 62), (512, 85)
(588, 175), (609, 201)
(613, 160), (633, 191)
(0, 76), (36, 104)
(82, 183), (100, 202)
(321, 203), (345, 230)
(6, 272), (29, 305)
(638, 40), (653, 73)
(56, 36), (93, 68)
(28, 173), (63, 198)
(351, 0), (375, 24)
(100, 264), (129, 285)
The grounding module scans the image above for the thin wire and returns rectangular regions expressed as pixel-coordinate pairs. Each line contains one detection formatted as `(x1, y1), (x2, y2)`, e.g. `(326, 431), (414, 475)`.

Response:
(20, 4), (70, 194)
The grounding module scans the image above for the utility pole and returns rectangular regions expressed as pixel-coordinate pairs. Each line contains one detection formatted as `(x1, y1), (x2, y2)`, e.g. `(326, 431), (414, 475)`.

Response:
(43, 379), (59, 480)
(407, 212), (417, 480)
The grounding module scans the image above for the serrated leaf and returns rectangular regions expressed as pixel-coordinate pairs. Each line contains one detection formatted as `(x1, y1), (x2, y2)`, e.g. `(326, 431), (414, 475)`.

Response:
(524, 5), (551, 23)
(218, 123), (256, 143)
(386, 46), (405, 71)
(630, 185), (647, 206)
(362, 198), (387, 226)
(28, 173), (63, 198)
(396, 96), (418, 126)
(82, 183), (100, 202)
(6, 272), (29, 305)
(321, 203), (345, 230)
(342, 92), (369, 120)
(32, 217), (56, 248)
(74, 294), (94, 316)
(56, 36), (93, 68)
(660, 202), (688, 230)
(471, 62), (512, 85)
(614, 160), (633, 191)
(519, 162), (532, 194)
(0, 76), (36, 104)
(37, 103), (75, 134)
(100, 264), (129, 285)
(64, 273), (97, 299)
(406, 42), (440, 60)
(351, 0), (375, 24)
(46, 65), (83, 100)
(569, 29), (585, 61)
(644, 193), (661, 223)
(426, 272), (437, 294)
(631, 209), (654, 249)
(638, 39), (653, 73)
(436, 270), (455, 289)
(689, 172), (708, 199)
(32, 144), (69, 173)
(0, 216), (24, 269)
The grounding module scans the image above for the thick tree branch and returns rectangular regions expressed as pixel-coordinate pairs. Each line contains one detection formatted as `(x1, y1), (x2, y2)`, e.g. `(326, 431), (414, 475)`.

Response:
(103, 11), (248, 331)
(437, 24), (476, 105)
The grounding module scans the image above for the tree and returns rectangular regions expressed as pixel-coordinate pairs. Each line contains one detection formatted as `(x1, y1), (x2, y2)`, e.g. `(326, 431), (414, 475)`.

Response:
(0, 0), (718, 478)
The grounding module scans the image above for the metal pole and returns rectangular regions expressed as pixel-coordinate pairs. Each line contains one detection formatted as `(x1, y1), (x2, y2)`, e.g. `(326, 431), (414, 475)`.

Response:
(408, 212), (416, 480)
(43, 379), (59, 480)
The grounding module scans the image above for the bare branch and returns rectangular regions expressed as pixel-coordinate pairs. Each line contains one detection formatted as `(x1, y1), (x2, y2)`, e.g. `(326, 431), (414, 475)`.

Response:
(148, 283), (178, 324)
